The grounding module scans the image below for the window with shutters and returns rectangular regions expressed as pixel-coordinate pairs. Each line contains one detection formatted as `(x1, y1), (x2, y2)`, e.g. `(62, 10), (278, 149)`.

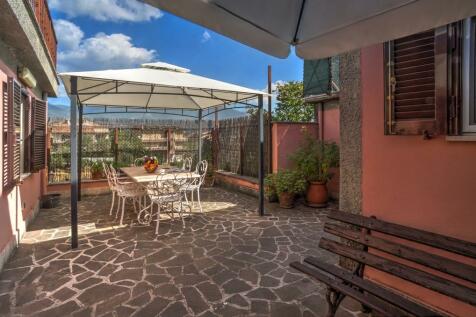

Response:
(32, 98), (47, 171)
(21, 92), (33, 174)
(462, 17), (476, 134)
(384, 27), (447, 136)
(2, 81), (12, 190)
(1, 78), (47, 192)
(11, 79), (22, 182)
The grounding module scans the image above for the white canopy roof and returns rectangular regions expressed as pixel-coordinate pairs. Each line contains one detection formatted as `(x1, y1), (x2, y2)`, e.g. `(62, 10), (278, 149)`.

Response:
(142, 0), (476, 59)
(59, 63), (266, 110)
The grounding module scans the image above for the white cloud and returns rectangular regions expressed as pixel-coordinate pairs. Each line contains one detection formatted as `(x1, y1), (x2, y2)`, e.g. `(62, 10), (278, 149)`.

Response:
(201, 31), (211, 43)
(263, 80), (286, 94)
(54, 19), (84, 51)
(54, 20), (156, 72)
(49, 0), (162, 22)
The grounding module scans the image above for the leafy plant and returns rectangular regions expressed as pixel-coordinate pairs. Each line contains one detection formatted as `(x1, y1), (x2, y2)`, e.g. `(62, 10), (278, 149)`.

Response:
(264, 173), (277, 198)
(273, 81), (315, 122)
(289, 134), (339, 183)
(90, 160), (103, 174)
(273, 170), (307, 195)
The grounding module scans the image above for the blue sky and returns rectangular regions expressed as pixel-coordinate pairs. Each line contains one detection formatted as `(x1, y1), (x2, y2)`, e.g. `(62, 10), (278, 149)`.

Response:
(48, 0), (303, 107)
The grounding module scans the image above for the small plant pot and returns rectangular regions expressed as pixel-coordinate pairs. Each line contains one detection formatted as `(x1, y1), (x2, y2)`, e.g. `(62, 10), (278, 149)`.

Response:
(278, 192), (295, 209)
(267, 193), (278, 203)
(306, 181), (328, 207)
(204, 175), (215, 187)
(41, 193), (61, 209)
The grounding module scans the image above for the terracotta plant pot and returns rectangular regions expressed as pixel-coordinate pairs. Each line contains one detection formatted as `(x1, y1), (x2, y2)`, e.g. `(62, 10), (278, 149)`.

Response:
(278, 192), (295, 209)
(306, 181), (328, 207)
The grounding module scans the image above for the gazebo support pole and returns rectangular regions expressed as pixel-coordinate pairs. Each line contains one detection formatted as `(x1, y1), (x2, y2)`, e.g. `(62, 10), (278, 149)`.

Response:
(77, 103), (83, 201)
(258, 95), (265, 216)
(70, 76), (79, 249)
(198, 109), (203, 162)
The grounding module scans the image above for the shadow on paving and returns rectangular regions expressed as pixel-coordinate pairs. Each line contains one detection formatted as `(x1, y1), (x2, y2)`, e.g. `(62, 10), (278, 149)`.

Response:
(0, 187), (362, 317)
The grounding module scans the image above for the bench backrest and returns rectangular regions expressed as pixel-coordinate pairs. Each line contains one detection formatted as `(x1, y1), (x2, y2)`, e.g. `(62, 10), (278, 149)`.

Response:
(321, 210), (476, 307)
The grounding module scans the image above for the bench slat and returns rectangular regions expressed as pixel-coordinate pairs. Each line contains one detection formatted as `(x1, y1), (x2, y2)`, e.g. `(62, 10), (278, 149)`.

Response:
(324, 223), (476, 284)
(319, 238), (476, 306)
(290, 262), (409, 317)
(328, 210), (476, 259)
(303, 257), (443, 317)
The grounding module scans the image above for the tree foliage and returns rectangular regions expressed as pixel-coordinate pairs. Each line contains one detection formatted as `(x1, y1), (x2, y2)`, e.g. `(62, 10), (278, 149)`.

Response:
(273, 81), (314, 122)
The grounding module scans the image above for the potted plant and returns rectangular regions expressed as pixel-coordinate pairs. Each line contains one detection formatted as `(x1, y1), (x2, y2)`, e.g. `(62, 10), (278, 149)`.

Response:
(273, 170), (307, 208)
(290, 134), (339, 207)
(90, 161), (104, 180)
(264, 173), (278, 202)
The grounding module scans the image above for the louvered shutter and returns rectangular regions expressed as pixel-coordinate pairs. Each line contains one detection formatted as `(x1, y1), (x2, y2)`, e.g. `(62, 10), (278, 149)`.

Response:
(32, 98), (47, 171)
(2, 81), (12, 190)
(9, 78), (22, 182)
(448, 22), (463, 135)
(384, 27), (447, 136)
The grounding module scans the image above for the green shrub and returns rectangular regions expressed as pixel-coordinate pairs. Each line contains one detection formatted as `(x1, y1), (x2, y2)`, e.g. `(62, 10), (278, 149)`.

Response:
(289, 134), (339, 183)
(273, 170), (307, 195)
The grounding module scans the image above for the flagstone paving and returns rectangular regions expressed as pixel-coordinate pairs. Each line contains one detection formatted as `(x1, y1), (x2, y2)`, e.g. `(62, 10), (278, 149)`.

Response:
(0, 187), (364, 317)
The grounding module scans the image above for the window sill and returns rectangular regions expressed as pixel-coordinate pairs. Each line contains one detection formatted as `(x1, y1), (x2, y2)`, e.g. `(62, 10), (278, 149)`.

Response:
(20, 173), (32, 181)
(446, 135), (476, 142)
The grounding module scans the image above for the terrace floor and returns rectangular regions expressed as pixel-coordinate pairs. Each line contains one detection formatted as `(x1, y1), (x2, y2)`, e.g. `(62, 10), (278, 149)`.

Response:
(0, 187), (364, 317)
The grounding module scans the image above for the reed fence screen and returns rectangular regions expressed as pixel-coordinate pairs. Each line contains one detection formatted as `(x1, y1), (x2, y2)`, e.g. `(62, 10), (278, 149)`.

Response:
(48, 115), (268, 184)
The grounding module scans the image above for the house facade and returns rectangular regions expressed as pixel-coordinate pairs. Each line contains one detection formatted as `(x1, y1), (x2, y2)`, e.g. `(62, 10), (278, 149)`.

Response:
(0, 0), (57, 271)
(339, 18), (476, 316)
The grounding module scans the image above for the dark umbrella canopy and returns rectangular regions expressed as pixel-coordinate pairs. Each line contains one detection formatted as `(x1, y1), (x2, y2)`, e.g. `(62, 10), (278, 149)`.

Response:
(142, 0), (476, 59)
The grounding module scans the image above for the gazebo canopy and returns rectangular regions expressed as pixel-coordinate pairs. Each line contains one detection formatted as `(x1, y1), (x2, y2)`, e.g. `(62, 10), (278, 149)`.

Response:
(142, 0), (476, 59)
(59, 62), (266, 110)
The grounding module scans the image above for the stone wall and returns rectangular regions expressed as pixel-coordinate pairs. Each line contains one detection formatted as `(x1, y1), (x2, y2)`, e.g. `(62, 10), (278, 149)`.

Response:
(338, 50), (362, 214)
(338, 50), (363, 271)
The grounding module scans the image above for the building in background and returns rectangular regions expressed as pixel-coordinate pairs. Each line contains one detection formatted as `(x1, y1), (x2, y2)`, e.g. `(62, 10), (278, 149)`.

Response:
(302, 57), (341, 199)
(0, 0), (58, 271)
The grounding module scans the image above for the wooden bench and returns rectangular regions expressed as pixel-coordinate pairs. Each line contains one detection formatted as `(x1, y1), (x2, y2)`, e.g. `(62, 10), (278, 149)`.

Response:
(290, 210), (476, 317)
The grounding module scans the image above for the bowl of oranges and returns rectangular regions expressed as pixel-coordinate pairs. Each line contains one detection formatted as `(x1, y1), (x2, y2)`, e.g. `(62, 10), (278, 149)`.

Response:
(143, 156), (159, 173)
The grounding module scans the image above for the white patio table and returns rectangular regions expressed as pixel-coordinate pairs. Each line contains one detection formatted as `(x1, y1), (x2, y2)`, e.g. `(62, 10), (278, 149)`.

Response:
(120, 166), (199, 227)
(120, 166), (199, 183)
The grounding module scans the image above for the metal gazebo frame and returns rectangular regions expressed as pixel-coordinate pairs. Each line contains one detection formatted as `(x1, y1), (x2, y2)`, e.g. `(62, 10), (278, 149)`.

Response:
(67, 76), (266, 249)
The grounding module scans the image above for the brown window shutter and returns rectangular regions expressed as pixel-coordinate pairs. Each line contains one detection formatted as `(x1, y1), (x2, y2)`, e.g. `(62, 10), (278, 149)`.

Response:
(2, 80), (12, 190)
(32, 98), (47, 171)
(385, 27), (448, 136)
(448, 21), (463, 135)
(7, 78), (22, 183)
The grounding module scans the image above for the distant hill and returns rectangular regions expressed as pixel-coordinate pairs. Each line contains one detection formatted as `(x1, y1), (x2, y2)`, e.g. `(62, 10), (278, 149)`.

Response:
(48, 103), (249, 120)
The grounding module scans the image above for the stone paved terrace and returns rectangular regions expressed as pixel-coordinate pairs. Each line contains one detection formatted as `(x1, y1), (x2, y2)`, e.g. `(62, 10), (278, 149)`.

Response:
(0, 187), (364, 317)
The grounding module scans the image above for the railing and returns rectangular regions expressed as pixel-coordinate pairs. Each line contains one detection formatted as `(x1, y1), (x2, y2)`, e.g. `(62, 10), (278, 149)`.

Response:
(30, 0), (57, 67)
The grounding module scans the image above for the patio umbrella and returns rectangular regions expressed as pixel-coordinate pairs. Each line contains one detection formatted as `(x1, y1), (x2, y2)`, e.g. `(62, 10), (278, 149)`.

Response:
(60, 62), (268, 248)
(141, 0), (476, 59)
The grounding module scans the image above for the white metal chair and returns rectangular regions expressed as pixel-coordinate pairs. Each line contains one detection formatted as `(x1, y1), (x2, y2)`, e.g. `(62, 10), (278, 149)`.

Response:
(107, 164), (147, 225)
(103, 162), (118, 216)
(183, 160), (208, 213)
(144, 173), (189, 234)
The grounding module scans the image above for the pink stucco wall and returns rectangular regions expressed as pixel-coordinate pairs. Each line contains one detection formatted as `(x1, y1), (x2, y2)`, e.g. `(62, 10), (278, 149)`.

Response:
(317, 106), (340, 144)
(361, 44), (476, 316)
(271, 122), (318, 172)
(317, 105), (340, 197)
